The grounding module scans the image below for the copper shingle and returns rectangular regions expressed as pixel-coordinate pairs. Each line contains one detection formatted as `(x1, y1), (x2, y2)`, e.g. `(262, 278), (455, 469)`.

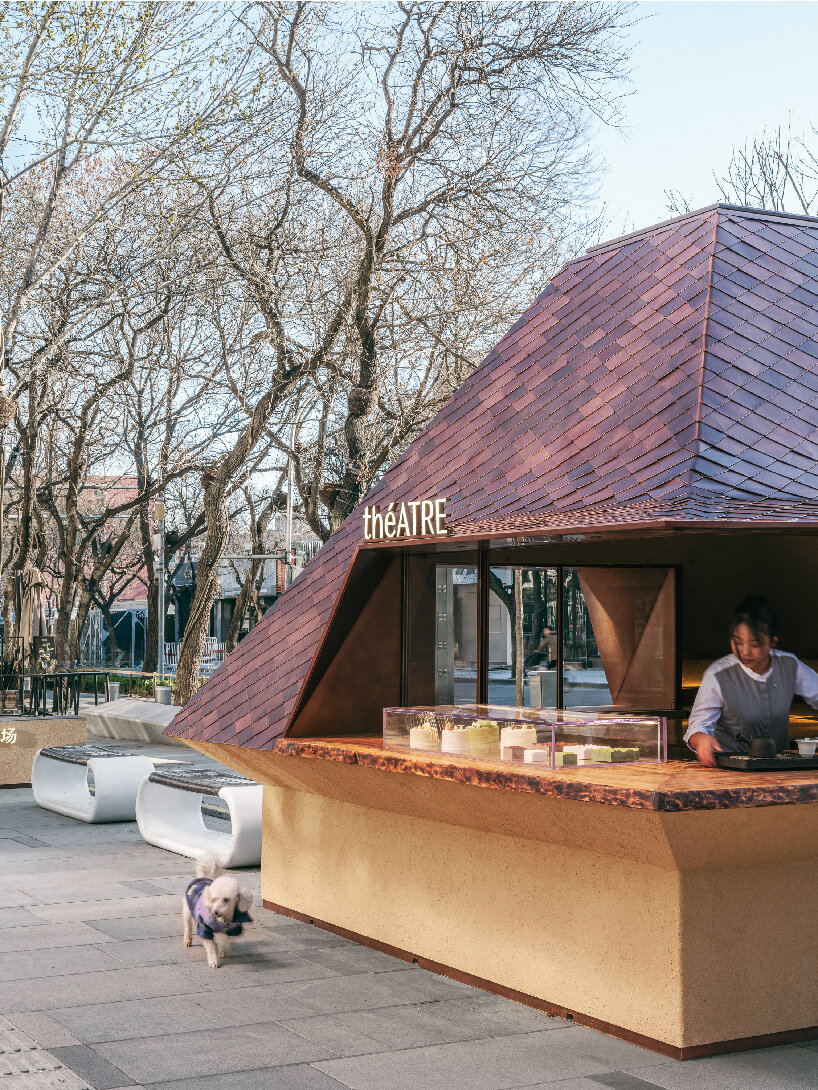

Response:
(167, 204), (818, 748)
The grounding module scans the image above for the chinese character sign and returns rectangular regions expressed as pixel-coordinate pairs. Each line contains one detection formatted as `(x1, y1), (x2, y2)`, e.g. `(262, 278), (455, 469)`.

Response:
(0, 727), (16, 744)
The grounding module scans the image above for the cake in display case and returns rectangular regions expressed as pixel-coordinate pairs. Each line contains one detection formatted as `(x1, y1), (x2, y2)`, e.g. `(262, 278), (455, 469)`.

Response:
(383, 705), (667, 767)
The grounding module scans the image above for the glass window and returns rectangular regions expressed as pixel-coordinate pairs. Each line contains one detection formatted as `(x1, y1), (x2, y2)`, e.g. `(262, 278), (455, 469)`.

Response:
(436, 566), (478, 704)
(562, 568), (612, 707)
(488, 567), (558, 708)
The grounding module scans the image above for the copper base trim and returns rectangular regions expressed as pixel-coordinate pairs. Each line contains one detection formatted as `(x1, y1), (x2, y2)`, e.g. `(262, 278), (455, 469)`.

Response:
(263, 899), (818, 1060)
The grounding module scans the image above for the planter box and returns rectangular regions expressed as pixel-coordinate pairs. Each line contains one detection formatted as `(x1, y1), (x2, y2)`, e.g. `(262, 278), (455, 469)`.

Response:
(2, 689), (20, 713)
(0, 716), (86, 787)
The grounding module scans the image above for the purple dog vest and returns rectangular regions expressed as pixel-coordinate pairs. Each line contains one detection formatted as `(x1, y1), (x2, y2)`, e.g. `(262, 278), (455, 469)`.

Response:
(186, 877), (252, 940)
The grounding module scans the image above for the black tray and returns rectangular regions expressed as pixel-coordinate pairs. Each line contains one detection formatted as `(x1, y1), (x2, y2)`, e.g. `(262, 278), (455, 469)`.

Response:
(715, 751), (818, 772)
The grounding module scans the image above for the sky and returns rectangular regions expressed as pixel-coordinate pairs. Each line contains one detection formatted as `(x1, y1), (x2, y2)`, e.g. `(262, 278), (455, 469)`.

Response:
(594, 1), (818, 236)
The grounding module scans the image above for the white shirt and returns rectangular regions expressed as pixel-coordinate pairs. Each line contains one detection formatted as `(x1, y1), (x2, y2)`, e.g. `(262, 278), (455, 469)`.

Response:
(684, 650), (818, 746)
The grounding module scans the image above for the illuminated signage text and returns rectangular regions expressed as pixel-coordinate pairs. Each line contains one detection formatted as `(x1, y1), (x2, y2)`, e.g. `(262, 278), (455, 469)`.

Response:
(364, 498), (447, 541)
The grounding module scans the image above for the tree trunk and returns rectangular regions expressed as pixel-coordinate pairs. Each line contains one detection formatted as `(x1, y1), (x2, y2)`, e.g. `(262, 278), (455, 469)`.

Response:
(514, 568), (524, 706)
(53, 606), (73, 669)
(174, 480), (227, 704)
(98, 598), (119, 667)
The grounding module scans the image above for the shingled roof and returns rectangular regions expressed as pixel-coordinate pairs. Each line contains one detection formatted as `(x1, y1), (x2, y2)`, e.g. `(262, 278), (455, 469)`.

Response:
(167, 203), (818, 749)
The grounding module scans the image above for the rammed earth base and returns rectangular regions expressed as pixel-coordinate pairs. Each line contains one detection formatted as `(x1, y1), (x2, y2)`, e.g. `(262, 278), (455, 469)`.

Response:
(182, 737), (818, 1058)
(0, 716), (86, 787)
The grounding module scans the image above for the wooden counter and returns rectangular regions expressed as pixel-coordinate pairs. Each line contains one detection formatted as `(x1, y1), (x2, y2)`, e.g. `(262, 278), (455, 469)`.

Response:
(273, 736), (818, 811)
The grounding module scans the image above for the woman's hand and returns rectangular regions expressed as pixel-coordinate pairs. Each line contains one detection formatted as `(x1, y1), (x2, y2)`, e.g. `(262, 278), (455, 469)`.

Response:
(688, 731), (721, 768)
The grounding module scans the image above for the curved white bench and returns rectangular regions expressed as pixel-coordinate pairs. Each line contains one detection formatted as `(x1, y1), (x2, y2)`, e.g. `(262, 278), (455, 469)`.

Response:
(32, 745), (156, 823)
(136, 767), (262, 867)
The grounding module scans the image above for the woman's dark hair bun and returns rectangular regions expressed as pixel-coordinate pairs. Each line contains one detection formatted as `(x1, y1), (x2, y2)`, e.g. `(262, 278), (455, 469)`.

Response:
(730, 595), (779, 641)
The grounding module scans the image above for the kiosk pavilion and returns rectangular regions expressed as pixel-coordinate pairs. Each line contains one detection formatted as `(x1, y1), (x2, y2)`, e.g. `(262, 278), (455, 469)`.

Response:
(168, 204), (818, 1058)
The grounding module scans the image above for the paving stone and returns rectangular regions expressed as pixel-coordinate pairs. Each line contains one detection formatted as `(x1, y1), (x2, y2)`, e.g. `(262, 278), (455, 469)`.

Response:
(46, 995), (233, 1043)
(544, 1028), (676, 1071)
(521, 1081), (644, 1090)
(267, 1016), (388, 1059)
(172, 951), (342, 988)
(296, 944), (418, 975)
(278, 1003), (485, 1056)
(240, 926), (355, 954)
(0, 890), (37, 907)
(99, 934), (286, 970)
(29, 893), (180, 922)
(142, 1063), (349, 1090)
(5, 832), (49, 847)
(416, 996), (567, 1038)
(629, 1046), (818, 1089)
(19, 881), (161, 905)
(6, 1011), (82, 1047)
(81, 915), (182, 940)
(92, 1026), (335, 1083)
(195, 968), (469, 1023)
(0, 922), (118, 953)
(50, 1045), (135, 1089)
(120, 879), (173, 896)
(590, 1074), (672, 1089)
(0, 837), (36, 853)
(0, 966), (199, 1014)
(102, 928), (347, 969)
(0, 945), (121, 983)
(313, 1031), (615, 1089)
(0, 907), (48, 927)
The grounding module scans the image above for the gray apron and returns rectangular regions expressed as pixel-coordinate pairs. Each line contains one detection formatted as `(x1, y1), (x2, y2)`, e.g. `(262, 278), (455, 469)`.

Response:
(713, 655), (797, 754)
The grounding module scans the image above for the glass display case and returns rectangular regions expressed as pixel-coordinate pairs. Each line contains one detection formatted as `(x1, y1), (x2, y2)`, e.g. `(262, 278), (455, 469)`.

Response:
(383, 705), (667, 767)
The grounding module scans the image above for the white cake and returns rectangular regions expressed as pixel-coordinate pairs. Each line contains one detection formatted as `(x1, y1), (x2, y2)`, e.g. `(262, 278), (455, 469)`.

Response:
(409, 725), (438, 751)
(523, 747), (552, 764)
(499, 725), (538, 751)
(440, 725), (471, 754)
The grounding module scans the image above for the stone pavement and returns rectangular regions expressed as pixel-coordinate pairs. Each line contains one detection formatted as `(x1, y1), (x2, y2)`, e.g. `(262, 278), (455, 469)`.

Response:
(1, 788), (817, 1090)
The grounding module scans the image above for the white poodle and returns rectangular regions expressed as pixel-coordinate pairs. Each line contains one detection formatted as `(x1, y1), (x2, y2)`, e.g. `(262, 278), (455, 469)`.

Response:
(183, 855), (254, 968)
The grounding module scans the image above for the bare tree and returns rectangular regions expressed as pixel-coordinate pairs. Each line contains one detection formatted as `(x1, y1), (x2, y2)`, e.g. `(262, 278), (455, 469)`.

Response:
(667, 125), (818, 218)
(171, 1), (630, 703)
(223, 482), (285, 652)
(0, 1), (256, 608)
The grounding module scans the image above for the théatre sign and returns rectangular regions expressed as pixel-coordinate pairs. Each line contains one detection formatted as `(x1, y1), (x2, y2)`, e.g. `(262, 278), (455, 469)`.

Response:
(363, 498), (447, 541)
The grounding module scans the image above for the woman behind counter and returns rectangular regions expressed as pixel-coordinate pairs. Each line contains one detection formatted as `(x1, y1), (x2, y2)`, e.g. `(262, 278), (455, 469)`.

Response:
(686, 596), (818, 767)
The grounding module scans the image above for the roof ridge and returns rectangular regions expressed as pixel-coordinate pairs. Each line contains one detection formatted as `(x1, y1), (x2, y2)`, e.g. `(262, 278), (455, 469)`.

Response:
(584, 202), (818, 259)
(691, 206), (721, 458)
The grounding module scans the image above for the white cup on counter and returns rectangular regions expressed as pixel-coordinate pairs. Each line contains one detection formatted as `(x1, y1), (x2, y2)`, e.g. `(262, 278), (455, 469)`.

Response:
(796, 738), (818, 756)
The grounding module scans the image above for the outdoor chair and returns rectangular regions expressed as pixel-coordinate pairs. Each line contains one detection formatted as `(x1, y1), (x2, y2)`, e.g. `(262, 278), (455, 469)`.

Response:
(135, 766), (262, 867)
(32, 744), (157, 823)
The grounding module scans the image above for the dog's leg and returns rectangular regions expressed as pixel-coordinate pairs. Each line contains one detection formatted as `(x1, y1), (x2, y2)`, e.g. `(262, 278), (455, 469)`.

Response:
(183, 901), (193, 948)
(203, 937), (221, 968)
(214, 932), (229, 963)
